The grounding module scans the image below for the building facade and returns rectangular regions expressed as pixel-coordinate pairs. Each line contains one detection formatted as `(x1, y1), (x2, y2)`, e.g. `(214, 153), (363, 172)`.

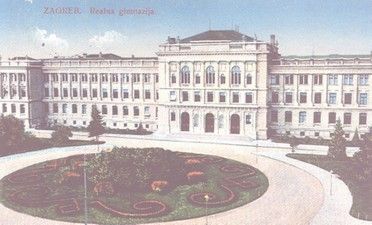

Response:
(0, 30), (371, 140)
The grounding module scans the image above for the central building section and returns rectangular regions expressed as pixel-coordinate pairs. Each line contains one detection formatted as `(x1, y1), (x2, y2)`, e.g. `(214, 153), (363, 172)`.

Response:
(157, 30), (279, 139)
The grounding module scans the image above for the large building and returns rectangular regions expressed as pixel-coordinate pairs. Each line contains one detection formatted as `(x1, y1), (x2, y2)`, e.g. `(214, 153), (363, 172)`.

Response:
(0, 30), (371, 140)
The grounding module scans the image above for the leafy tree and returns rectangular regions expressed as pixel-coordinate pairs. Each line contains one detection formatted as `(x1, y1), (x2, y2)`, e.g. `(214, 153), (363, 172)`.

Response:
(352, 128), (360, 145)
(353, 131), (372, 182)
(328, 119), (347, 159)
(87, 105), (105, 141)
(51, 125), (72, 146)
(0, 115), (25, 152)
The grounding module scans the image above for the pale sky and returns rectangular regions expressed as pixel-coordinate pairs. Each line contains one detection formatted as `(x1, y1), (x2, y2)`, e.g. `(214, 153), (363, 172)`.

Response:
(0, 0), (371, 59)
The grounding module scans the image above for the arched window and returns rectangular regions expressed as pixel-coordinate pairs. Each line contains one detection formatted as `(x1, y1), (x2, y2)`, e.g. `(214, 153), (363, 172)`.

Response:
(206, 66), (215, 84)
(181, 66), (190, 84)
(231, 66), (241, 85)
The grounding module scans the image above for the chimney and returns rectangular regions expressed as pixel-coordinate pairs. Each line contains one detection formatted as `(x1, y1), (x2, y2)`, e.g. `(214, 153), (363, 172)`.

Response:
(270, 34), (276, 45)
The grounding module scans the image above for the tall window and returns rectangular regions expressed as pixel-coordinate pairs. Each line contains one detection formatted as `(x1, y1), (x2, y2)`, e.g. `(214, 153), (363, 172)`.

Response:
(285, 92), (293, 103)
(62, 104), (67, 113)
(102, 105), (107, 115)
(134, 90), (140, 99)
(181, 66), (190, 84)
(285, 111), (292, 123)
(270, 75), (279, 85)
(245, 92), (253, 103)
(232, 92), (239, 103)
(219, 92), (226, 102)
(313, 74), (323, 85)
(299, 112), (306, 123)
(206, 66), (215, 84)
(344, 93), (352, 104)
(53, 103), (58, 113)
(123, 106), (129, 116)
(314, 92), (322, 104)
(207, 92), (214, 102)
(113, 89), (118, 98)
(313, 112), (321, 123)
(300, 92), (307, 103)
(112, 106), (118, 115)
(328, 93), (337, 104)
(299, 74), (308, 84)
(343, 75), (353, 85)
(112, 74), (119, 82)
(358, 75), (368, 85)
(133, 106), (139, 116)
(231, 66), (241, 85)
(344, 113), (351, 125)
(195, 73), (200, 84)
(171, 74), (176, 84)
(72, 104), (77, 114)
(194, 91), (201, 102)
(71, 73), (78, 82)
(182, 91), (189, 101)
(271, 110), (278, 122)
(220, 74), (226, 84)
(271, 92), (279, 103)
(328, 112), (336, 124)
(284, 74), (294, 85)
(102, 88), (108, 98)
(359, 93), (368, 105)
(82, 104), (87, 115)
(145, 90), (151, 99)
(359, 113), (367, 125)
(101, 73), (108, 82)
(246, 74), (252, 84)
(81, 73), (88, 82)
(328, 75), (338, 85)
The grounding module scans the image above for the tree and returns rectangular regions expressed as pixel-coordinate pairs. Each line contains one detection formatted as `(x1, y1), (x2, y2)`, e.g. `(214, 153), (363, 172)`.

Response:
(353, 131), (372, 182)
(87, 105), (105, 141)
(352, 128), (360, 145)
(0, 115), (25, 152)
(51, 125), (72, 146)
(328, 119), (347, 159)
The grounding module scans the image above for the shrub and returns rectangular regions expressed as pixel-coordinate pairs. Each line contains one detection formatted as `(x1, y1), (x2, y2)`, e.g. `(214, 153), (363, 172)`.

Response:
(187, 171), (205, 183)
(328, 120), (347, 160)
(151, 180), (169, 192)
(51, 125), (73, 146)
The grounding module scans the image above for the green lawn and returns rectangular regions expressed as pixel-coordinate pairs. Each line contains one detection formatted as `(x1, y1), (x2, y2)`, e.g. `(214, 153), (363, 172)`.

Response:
(287, 153), (372, 221)
(0, 152), (268, 224)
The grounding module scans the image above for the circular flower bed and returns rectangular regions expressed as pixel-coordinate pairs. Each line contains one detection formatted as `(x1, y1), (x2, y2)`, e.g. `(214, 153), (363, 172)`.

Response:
(0, 147), (268, 224)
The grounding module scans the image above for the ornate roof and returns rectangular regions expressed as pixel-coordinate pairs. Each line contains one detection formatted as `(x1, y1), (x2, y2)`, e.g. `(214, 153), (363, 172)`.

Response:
(180, 30), (254, 43)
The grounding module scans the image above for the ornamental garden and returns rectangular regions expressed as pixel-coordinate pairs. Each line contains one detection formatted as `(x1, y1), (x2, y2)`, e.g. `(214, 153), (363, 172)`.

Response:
(0, 147), (268, 224)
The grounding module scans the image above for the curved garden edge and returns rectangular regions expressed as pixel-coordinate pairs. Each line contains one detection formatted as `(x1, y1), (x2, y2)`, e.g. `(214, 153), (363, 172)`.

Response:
(257, 151), (371, 225)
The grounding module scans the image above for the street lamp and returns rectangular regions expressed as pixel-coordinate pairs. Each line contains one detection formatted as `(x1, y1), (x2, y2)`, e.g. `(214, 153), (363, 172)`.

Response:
(204, 194), (209, 225)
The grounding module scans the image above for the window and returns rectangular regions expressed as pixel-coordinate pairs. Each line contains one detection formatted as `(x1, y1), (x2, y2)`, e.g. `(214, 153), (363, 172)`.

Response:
(220, 74), (226, 84)
(270, 74), (279, 85)
(231, 66), (241, 85)
(246, 74), (252, 85)
(343, 75), (353, 85)
(359, 93), (368, 105)
(123, 106), (128, 116)
(112, 74), (119, 82)
(91, 74), (98, 82)
(344, 113), (351, 125)
(328, 75), (338, 85)
(181, 66), (190, 84)
(328, 112), (336, 124)
(112, 106), (118, 115)
(313, 112), (321, 123)
(52, 73), (58, 82)
(102, 105), (107, 115)
(92, 89), (97, 98)
(315, 132), (320, 137)
(113, 89), (118, 98)
(82, 88), (88, 98)
(299, 74), (308, 84)
(300, 131), (305, 136)
(232, 92), (239, 103)
(285, 92), (293, 103)
(101, 73), (108, 82)
(81, 73), (88, 82)
(170, 112), (176, 121)
(299, 111), (306, 123)
(206, 66), (215, 84)
(143, 74), (151, 83)
(271, 110), (278, 122)
(314, 92), (322, 104)
(194, 92), (201, 102)
(10, 104), (16, 113)
(102, 88), (108, 98)
(359, 113), (367, 125)
(189, 114), (197, 127)
(156, 91), (159, 100)
(358, 75), (368, 85)
(245, 92), (253, 103)
(218, 115), (224, 128)
(44, 74), (49, 82)
(170, 91), (176, 101)
(182, 91), (189, 101)
(300, 92), (307, 103)
(328, 93), (337, 104)
(207, 92), (213, 102)
(145, 90), (151, 99)
(63, 88), (68, 97)
(271, 92), (279, 103)
(344, 93), (352, 104)
(2, 103), (7, 113)
(245, 114), (252, 124)
(123, 89), (129, 99)
(72, 104), (77, 114)
(195, 73), (200, 84)
(53, 103), (58, 113)
(20, 88), (26, 98)
(54, 88), (59, 97)
(218, 92), (226, 102)
(44, 88), (49, 97)
(71, 73), (78, 82)
(144, 106), (150, 115)
(62, 104), (67, 113)
(122, 74), (129, 83)
(285, 111), (292, 123)
(133, 73), (140, 83)
(155, 74), (159, 83)
(82, 104), (87, 115)
(313, 74), (323, 85)
(20, 104), (25, 114)
(284, 74), (294, 85)
(72, 88), (78, 97)
(62, 73), (68, 82)
(134, 90), (140, 99)
(133, 106), (139, 116)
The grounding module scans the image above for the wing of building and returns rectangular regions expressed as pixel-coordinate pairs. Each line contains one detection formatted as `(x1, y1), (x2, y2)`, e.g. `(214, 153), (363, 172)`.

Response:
(0, 30), (371, 140)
